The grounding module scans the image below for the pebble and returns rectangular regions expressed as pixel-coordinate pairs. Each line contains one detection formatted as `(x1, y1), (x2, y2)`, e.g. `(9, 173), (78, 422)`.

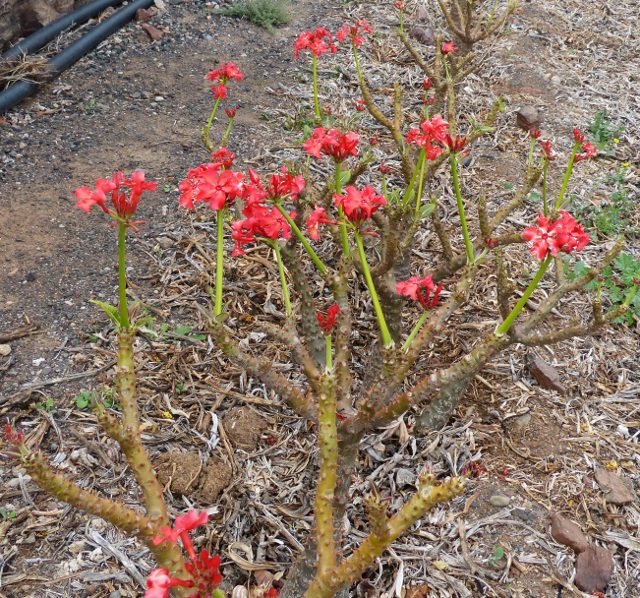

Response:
(0, 344), (11, 356)
(489, 494), (511, 507)
(154, 95), (165, 102)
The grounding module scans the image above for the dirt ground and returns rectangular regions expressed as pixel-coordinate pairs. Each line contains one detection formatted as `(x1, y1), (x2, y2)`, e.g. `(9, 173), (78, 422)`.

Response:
(1, 0), (639, 597)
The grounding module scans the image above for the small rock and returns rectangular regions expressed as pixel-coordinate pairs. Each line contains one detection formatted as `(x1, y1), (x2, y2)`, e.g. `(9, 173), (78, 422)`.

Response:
(595, 468), (634, 505)
(489, 494), (511, 507)
(528, 355), (566, 393)
(0, 344), (11, 356)
(135, 7), (157, 21)
(516, 105), (542, 131)
(414, 6), (429, 22)
(154, 95), (165, 102)
(512, 508), (536, 524)
(158, 237), (173, 249)
(396, 468), (416, 487)
(549, 511), (589, 553)
(551, 75), (562, 85)
(574, 545), (614, 593)
(141, 23), (165, 42)
(410, 25), (435, 46)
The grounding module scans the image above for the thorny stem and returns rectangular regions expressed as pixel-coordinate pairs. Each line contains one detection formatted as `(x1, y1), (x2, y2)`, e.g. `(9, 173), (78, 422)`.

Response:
(354, 231), (393, 347)
(495, 254), (552, 336)
(117, 221), (130, 330)
(202, 97), (222, 151)
(272, 241), (292, 317)
(214, 208), (225, 317)
(275, 204), (327, 275)
(315, 375), (338, 577)
(449, 152), (475, 263)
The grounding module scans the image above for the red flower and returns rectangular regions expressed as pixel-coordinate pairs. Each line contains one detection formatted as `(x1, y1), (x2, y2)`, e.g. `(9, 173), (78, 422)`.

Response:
(355, 98), (366, 111)
(379, 163), (392, 175)
(574, 141), (597, 162)
(294, 27), (336, 58)
(317, 304), (340, 334)
(393, 1), (404, 10)
(206, 62), (244, 83)
(185, 550), (223, 594)
(179, 163), (244, 211)
(539, 139), (556, 161)
(153, 510), (209, 546)
(529, 128), (542, 139)
(443, 134), (467, 153)
(396, 274), (442, 309)
(266, 167), (306, 201)
(75, 171), (157, 220)
(303, 127), (359, 162)
(231, 199), (294, 255)
(422, 77), (433, 91)
(145, 568), (192, 598)
(4, 424), (24, 445)
(336, 20), (372, 48)
(306, 206), (336, 240)
(405, 114), (450, 160)
(522, 211), (589, 259)
(441, 40), (458, 54)
(573, 127), (585, 143)
(225, 106), (238, 118)
(211, 146), (235, 169)
(334, 185), (386, 222)
(211, 84), (228, 99)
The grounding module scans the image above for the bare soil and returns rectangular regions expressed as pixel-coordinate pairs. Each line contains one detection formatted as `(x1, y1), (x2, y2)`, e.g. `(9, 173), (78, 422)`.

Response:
(1, 0), (639, 597)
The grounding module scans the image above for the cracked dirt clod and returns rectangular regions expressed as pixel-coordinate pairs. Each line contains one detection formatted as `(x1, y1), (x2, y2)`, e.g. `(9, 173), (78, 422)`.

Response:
(549, 511), (589, 554)
(154, 451), (203, 495)
(574, 544), (615, 593)
(224, 406), (268, 452)
(195, 456), (233, 503)
(594, 468), (635, 505)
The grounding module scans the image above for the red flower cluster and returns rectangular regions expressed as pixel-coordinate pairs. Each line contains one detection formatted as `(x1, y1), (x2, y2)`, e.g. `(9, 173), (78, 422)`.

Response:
(211, 146), (235, 169)
(443, 133), (467, 153)
(539, 139), (556, 161)
(336, 20), (372, 47)
(303, 127), (359, 162)
(334, 185), (386, 223)
(75, 170), (157, 220)
(179, 162), (244, 211)
(294, 27), (336, 58)
(572, 127), (597, 162)
(146, 511), (222, 598)
(263, 167), (306, 201)
(206, 62), (244, 100)
(4, 424), (24, 445)
(306, 206), (336, 240)
(317, 303), (340, 334)
(522, 211), (590, 260)
(405, 114), (450, 160)
(396, 274), (442, 310)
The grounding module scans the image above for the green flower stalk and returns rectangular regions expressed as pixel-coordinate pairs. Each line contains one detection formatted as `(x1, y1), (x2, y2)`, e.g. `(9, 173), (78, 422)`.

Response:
(334, 162), (350, 257)
(220, 108), (237, 147)
(117, 221), (130, 330)
(401, 148), (425, 210)
(402, 310), (429, 352)
(414, 149), (428, 218)
(274, 204), (328, 275)
(272, 240), (293, 317)
(354, 230), (393, 347)
(495, 254), (552, 336)
(214, 208), (226, 317)
(542, 159), (549, 216)
(554, 138), (582, 212)
(312, 56), (322, 123)
(202, 97), (222, 152)
(449, 152), (475, 263)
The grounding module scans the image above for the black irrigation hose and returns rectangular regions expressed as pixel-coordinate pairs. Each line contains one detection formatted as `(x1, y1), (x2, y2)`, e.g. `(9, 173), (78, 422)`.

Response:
(2, 0), (127, 62)
(0, 0), (154, 115)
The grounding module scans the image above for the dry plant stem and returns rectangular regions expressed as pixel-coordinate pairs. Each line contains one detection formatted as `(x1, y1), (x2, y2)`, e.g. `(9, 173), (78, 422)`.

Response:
(315, 374), (338, 576)
(305, 477), (465, 598)
(208, 317), (316, 419)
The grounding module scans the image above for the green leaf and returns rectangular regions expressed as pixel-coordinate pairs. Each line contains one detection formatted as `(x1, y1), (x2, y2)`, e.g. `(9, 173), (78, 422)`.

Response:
(90, 299), (121, 326)
(74, 391), (93, 410)
(339, 169), (351, 187)
(174, 324), (193, 336)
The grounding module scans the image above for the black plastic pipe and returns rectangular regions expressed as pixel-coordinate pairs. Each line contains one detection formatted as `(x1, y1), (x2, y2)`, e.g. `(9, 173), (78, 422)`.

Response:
(0, 0), (154, 115)
(2, 0), (127, 61)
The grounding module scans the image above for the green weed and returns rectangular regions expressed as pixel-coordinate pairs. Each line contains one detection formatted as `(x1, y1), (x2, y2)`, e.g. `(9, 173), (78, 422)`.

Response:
(216, 0), (290, 33)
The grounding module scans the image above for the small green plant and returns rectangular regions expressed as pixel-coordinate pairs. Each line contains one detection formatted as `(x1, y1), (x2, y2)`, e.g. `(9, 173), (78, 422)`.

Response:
(488, 545), (506, 568)
(570, 252), (640, 325)
(0, 507), (17, 521)
(217, 0), (290, 33)
(33, 396), (55, 413)
(588, 110), (623, 155)
(74, 390), (94, 410)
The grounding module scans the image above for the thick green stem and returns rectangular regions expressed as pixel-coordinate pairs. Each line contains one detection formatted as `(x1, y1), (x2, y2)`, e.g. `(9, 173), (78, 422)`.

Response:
(275, 204), (327, 275)
(449, 153), (475, 263)
(554, 142), (580, 212)
(354, 231), (393, 347)
(402, 310), (429, 352)
(312, 56), (321, 123)
(221, 117), (234, 147)
(495, 254), (552, 336)
(273, 241), (292, 317)
(202, 97), (222, 151)
(117, 222), (130, 330)
(315, 375), (338, 577)
(214, 208), (225, 317)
